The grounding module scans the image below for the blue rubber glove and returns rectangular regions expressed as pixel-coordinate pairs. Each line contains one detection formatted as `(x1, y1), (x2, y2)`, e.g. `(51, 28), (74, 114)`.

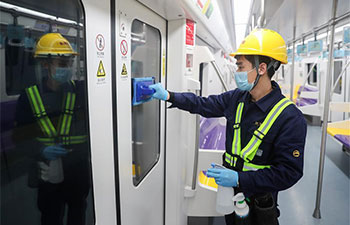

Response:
(42, 145), (68, 160)
(207, 166), (239, 187)
(149, 83), (169, 101)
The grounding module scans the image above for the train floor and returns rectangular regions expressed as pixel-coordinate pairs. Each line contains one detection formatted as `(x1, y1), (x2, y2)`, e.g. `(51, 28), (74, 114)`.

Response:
(189, 124), (350, 225)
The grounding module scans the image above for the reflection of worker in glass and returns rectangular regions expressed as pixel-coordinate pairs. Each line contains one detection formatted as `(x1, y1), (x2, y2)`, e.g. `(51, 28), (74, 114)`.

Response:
(150, 29), (307, 225)
(14, 33), (90, 225)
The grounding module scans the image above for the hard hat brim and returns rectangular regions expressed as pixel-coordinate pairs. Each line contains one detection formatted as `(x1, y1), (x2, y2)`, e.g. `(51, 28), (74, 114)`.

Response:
(34, 52), (78, 58)
(229, 52), (288, 64)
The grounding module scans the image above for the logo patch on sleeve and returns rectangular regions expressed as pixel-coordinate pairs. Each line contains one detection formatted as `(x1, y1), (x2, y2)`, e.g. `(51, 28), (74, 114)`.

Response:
(256, 149), (263, 157)
(293, 150), (300, 158)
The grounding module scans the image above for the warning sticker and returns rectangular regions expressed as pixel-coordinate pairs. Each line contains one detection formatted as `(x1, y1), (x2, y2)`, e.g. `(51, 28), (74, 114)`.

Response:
(97, 60), (106, 77)
(121, 63), (128, 76)
(120, 40), (128, 56)
(95, 34), (105, 51)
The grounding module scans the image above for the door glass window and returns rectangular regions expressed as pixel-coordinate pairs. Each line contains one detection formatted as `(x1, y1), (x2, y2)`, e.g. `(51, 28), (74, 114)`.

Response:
(307, 63), (317, 86)
(281, 65), (285, 80)
(0, 1), (94, 225)
(131, 19), (161, 186)
(333, 61), (342, 94)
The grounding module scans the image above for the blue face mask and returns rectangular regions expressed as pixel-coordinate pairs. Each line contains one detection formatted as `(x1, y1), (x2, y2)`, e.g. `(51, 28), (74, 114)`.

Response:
(234, 68), (256, 91)
(52, 67), (73, 83)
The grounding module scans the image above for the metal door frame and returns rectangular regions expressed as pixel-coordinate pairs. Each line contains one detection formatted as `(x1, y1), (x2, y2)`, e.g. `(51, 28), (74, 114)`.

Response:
(83, 0), (118, 224)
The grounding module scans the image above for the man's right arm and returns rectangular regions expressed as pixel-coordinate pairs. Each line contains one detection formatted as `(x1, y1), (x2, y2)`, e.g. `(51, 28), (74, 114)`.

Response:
(150, 83), (237, 118)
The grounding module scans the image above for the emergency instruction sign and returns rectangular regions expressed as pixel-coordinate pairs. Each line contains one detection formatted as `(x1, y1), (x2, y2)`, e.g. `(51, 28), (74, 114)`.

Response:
(186, 19), (195, 46)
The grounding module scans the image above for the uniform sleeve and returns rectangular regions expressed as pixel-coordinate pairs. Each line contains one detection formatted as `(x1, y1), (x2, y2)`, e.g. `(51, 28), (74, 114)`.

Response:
(238, 108), (307, 194)
(15, 92), (35, 125)
(168, 90), (237, 118)
(13, 92), (44, 157)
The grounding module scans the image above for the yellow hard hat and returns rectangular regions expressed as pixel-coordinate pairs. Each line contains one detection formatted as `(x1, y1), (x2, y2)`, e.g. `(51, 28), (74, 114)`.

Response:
(34, 33), (77, 58)
(230, 28), (288, 64)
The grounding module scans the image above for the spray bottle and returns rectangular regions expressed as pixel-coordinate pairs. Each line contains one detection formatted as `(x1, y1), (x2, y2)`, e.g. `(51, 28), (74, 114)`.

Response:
(212, 163), (251, 225)
(38, 158), (64, 184)
(233, 192), (252, 225)
(213, 164), (235, 215)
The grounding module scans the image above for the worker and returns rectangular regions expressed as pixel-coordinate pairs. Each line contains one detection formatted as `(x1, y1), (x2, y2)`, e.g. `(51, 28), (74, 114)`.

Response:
(150, 28), (307, 225)
(14, 33), (91, 225)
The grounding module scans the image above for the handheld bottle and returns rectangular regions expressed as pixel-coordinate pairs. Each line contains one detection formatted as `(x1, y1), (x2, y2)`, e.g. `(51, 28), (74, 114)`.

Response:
(38, 158), (64, 184)
(213, 164), (235, 215)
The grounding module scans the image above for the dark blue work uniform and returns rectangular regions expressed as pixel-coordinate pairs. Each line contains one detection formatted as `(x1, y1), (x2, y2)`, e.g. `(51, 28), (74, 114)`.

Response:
(14, 80), (91, 225)
(168, 81), (307, 222)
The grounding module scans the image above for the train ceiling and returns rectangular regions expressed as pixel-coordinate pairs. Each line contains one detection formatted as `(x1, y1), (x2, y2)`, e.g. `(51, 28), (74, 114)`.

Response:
(250, 0), (350, 44)
(2, 0), (83, 22)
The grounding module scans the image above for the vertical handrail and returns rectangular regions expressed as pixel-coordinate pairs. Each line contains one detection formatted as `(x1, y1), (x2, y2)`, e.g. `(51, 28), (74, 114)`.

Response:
(290, 26), (296, 101)
(257, 0), (265, 28)
(313, 0), (338, 219)
(192, 93), (201, 190)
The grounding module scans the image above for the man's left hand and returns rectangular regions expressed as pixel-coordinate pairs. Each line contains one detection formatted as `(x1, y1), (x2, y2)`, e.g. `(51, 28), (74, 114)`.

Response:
(207, 167), (239, 187)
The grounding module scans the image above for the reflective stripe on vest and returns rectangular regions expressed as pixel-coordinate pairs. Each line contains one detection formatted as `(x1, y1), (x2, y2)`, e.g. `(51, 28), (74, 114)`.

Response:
(25, 85), (57, 137)
(228, 97), (293, 171)
(25, 84), (83, 145)
(36, 135), (87, 146)
(232, 102), (244, 158)
(57, 92), (76, 136)
(225, 152), (271, 171)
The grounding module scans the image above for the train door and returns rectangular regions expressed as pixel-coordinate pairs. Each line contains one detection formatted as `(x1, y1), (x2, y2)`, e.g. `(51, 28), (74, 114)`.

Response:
(0, 0), (116, 224)
(331, 59), (346, 121)
(115, 1), (166, 225)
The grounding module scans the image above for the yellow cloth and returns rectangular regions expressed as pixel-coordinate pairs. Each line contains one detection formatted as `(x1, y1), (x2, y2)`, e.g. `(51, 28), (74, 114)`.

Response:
(198, 170), (218, 191)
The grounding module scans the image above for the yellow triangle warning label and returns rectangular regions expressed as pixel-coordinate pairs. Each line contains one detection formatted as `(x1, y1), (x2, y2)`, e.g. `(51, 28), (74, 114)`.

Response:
(121, 63), (128, 76)
(97, 60), (106, 77)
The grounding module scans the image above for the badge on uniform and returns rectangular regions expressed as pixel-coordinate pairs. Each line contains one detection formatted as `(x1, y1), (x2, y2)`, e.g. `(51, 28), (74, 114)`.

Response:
(293, 150), (300, 158)
(255, 121), (262, 127)
(256, 149), (263, 157)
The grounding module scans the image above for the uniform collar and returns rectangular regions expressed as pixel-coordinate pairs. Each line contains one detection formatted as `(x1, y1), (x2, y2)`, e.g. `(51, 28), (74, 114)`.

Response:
(249, 81), (283, 112)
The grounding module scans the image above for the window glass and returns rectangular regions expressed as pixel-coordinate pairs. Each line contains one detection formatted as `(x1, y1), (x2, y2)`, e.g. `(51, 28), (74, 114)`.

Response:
(333, 60), (342, 94)
(131, 19), (161, 186)
(0, 1), (95, 225)
(307, 63), (317, 86)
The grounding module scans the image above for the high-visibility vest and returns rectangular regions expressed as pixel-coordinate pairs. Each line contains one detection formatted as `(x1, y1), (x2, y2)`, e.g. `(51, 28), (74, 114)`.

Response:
(25, 83), (87, 146)
(224, 97), (293, 171)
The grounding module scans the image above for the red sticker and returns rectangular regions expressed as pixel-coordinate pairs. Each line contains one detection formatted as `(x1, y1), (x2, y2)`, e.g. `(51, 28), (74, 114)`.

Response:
(186, 19), (195, 46)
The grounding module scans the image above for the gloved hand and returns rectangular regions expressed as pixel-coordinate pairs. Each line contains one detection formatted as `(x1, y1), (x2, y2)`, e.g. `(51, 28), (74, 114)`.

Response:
(207, 165), (239, 187)
(149, 83), (169, 101)
(42, 145), (68, 160)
